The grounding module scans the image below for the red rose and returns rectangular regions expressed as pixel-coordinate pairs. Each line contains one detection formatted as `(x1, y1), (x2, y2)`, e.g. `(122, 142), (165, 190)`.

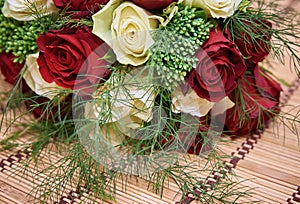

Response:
(185, 27), (246, 102)
(235, 20), (272, 67)
(132, 0), (176, 10)
(0, 52), (30, 92)
(53, 0), (109, 18)
(224, 65), (282, 135)
(37, 26), (111, 96)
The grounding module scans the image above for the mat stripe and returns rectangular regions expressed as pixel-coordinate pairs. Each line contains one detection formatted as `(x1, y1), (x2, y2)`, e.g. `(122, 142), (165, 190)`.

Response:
(53, 187), (88, 204)
(0, 149), (30, 172)
(287, 186), (300, 203)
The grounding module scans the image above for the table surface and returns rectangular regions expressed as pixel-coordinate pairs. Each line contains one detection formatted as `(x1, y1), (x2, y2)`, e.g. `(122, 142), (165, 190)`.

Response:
(1, 1), (300, 204)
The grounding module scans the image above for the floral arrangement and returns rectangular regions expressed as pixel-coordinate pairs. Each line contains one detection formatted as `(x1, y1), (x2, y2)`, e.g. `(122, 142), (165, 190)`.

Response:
(0, 0), (299, 202)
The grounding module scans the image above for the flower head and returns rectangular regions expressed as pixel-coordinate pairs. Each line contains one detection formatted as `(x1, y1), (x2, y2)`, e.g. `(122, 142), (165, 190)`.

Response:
(171, 86), (234, 117)
(185, 26), (246, 102)
(92, 0), (164, 66)
(224, 65), (282, 135)
(85, 69), (157, 145)
(2, 0), (58, 21)
(36, 26), (111, 96)
(183, 0), (242, 18)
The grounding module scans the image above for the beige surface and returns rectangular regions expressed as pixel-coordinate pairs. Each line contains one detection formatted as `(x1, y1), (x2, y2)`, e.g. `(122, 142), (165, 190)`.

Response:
(1, 1), (300, 204)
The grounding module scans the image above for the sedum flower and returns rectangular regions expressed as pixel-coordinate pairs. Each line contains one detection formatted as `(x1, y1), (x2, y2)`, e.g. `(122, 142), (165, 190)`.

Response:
(23, 53), (67, 99)
(182, 0), (242, 18)
(92, 0), (163, 66)
(171, 86), (234, 117)
(2, 0), (58, 21)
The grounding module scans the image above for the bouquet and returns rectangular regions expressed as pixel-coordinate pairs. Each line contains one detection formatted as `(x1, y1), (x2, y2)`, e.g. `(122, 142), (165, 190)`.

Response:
(0, 0), (299, 203)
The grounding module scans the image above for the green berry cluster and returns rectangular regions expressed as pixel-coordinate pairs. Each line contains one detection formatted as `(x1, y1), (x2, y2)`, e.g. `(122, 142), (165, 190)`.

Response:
(168, 5), (214, 46)
(147, 4), (213, 90)
(148, 30), (198, 89)
(0, 14), (49, 63)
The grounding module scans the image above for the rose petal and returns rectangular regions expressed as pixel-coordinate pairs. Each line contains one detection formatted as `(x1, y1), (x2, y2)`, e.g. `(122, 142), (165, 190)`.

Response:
(171, 87), (215, 117)
(23, 53), (67, 99)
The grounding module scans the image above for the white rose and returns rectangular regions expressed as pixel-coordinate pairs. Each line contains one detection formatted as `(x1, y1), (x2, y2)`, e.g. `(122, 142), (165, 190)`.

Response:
(211, 96), (235, 116)
(23, 53), (67, 99)
(2, 0), (58, 21)
(85, 105), (125, 147)
(183, 0), (242, 18)
(92, 0), (164, 66)
(171, 87), (234, 117)
(85, 69), (157, 143)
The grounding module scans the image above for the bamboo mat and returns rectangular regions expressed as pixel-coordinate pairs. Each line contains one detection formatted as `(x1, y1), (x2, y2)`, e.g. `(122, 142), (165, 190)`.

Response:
(1, 2), (300, 204)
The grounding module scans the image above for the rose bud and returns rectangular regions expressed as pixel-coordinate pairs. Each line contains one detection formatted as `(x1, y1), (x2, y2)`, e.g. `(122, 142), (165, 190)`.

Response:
(132, 0), (176, 10)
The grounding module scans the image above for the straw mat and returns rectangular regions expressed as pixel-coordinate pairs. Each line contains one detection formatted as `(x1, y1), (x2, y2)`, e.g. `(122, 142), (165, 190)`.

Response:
(1, 1), (300, 203)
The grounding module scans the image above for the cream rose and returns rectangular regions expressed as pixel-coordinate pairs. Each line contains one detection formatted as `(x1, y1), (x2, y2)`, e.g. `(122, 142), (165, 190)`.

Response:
(2, 0), (58, 21)
(84, 106), (126, 147)
(171, 87), (234, 117)
(85, 69), (157, 144)
(183, 0), (242, 18)
(23, 53), (66, 99)
(92, 0), (163, 66)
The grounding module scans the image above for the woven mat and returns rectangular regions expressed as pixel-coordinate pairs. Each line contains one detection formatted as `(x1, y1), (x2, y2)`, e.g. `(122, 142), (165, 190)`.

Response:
(1, 2), (300, 204)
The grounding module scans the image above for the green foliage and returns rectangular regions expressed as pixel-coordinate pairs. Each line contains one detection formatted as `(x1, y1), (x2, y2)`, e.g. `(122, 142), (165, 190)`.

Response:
(224, 0), (300, 77)
(30, 140), (113, 203)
